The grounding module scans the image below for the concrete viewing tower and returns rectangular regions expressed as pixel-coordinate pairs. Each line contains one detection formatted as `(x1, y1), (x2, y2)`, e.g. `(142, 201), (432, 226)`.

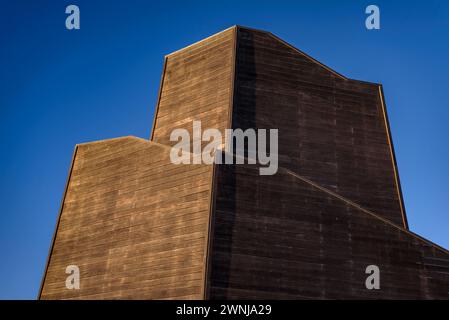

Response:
(40, 26), (449, 299)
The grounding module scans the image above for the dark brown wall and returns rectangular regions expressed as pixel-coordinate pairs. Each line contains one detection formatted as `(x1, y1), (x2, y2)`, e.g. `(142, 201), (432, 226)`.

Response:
(208, 163), (449, 299)
(231, 27), (406, 227)
(40, 137), (214, 299)
(206, 26), (448, 299)
(151, 27), (235, 148)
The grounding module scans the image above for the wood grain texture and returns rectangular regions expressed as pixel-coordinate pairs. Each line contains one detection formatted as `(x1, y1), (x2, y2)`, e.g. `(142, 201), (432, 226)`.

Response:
(41, 26), (449, 300)
(151, 27), (235, 148)
(40, 137), (213, 299)
(231, 27), (406, 227)
(205, 26), (449, 299)
(208, 163), (449, 299)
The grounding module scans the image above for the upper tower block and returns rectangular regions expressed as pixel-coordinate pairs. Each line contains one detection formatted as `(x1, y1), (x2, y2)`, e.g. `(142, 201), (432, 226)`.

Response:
(151, 26), (236, 148)
(231, 26), (406, 228)
(151, 25), (407, 228)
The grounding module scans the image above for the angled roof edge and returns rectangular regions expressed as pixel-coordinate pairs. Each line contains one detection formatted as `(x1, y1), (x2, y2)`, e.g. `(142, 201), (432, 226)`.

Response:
(164, 25), (236, 58)
(248, 27), (348, 81)
(164, 25), (382, 86)
(282, 167), (449, 257)
(76, 135), (207, 157)
(235, 25), (383, 86)
(75, 135), (148, 147)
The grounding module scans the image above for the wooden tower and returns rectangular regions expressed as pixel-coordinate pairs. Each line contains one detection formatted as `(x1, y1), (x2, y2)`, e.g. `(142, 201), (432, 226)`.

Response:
(40, 26), (449, 299)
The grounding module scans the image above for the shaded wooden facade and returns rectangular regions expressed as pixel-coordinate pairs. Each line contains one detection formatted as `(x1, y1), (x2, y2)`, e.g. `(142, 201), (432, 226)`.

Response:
(40, 26), (449, 299)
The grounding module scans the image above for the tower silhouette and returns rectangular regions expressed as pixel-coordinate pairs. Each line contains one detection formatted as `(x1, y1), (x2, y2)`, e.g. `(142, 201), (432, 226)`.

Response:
(40, 26), (449, 299)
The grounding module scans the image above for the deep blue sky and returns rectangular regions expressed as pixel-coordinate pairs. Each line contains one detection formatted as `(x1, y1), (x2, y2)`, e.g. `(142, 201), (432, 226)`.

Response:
(1, 0), (448, 299)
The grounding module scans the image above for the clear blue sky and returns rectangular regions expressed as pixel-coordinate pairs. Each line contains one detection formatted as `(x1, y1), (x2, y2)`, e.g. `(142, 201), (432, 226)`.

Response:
(1, 0), (448, 299)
